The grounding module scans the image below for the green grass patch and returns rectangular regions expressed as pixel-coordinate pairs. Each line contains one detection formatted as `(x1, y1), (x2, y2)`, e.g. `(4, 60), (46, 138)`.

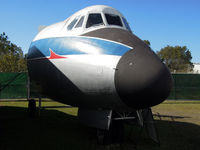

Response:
(0, 100), (200, 150)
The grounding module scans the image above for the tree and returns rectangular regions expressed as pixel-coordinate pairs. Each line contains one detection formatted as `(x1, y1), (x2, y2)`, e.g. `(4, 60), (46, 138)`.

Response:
(0, 32), (27, 72)
(157, 45), (193, 72)
(143, 40), (151, 46)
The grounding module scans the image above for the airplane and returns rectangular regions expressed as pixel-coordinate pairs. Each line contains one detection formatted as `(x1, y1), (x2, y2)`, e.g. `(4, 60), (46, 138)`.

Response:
(27, 5), (173, 144)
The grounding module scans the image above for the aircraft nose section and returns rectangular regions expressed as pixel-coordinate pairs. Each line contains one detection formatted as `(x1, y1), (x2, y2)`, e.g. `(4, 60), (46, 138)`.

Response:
(115, 46), (173, 109)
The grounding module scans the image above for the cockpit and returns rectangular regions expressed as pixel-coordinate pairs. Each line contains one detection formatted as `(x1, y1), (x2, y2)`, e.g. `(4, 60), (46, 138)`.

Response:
(65, 5), (132, 33)
(34, 5), (132, 40)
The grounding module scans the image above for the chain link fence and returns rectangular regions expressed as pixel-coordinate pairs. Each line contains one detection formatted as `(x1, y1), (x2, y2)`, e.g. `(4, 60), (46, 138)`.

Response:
(0, 72), (200, 100)
(169, 73), (200, 100)
(0, 72), (39, 99)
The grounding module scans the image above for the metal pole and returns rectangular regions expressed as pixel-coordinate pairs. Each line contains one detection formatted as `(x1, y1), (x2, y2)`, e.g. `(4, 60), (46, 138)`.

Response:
(38, 95), (42, 116)
(174, 73), (176, 100)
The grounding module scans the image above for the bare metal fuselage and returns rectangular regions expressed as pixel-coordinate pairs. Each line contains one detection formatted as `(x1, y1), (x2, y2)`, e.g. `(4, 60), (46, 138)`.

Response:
(27, 27), (172, 111)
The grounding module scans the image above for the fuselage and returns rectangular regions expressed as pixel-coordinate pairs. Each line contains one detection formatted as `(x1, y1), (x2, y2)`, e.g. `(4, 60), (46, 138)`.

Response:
(27, 5), (172, 111)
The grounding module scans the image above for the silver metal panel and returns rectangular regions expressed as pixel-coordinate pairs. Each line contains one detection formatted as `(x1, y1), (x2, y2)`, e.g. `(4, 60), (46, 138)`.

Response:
(49, 55), (130, 110)
(142, 108), (160, 144)
(78, 108), (112, 130)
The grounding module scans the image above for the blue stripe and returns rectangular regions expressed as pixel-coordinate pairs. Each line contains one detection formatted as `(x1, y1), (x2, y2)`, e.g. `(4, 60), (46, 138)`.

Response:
(28, 36), (131, 59)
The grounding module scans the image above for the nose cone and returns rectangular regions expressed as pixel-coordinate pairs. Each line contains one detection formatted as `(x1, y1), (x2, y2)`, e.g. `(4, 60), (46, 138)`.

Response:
(115, 45), (173, 109)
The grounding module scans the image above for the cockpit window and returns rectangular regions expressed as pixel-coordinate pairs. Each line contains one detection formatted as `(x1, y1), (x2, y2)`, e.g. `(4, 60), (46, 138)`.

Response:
(67, 16), (80, 30)
(122, 17), (131, 31)
(105, 14), (122, 27)
(86, 13), (103, 28)
(75, 16), (84, 28)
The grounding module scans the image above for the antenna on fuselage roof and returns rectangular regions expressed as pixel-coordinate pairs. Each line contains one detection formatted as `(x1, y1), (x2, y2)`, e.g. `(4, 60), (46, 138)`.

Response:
(38, 25), (47, 33)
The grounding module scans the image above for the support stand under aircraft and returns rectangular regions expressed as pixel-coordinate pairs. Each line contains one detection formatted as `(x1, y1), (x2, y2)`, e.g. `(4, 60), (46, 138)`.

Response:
(27, 97), (159, 145)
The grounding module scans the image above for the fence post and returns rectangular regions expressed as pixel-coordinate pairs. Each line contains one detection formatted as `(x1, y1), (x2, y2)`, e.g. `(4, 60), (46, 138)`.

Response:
(173, 71), (177, 100)
(27, 74), (30, 100)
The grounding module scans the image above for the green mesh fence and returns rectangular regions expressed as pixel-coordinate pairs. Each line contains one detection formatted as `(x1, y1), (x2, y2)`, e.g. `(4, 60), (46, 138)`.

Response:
(169, 73), (200, 100)
(0, 72), (27, 99)
(0, 72), (40, 99)
(0, 72), (200, 100)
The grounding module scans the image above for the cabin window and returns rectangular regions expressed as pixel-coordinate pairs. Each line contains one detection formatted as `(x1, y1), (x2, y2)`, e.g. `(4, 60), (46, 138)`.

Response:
(67, 16), (80, 30)
(105, 14), (122, 27)
(86, 13), (103, 28)
(122, 17), (131, 31)
(75, 16), (84, 28)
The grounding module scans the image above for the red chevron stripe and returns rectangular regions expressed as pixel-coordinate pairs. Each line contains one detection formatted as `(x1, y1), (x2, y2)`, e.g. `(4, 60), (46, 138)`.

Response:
(48, 48), (67, 59)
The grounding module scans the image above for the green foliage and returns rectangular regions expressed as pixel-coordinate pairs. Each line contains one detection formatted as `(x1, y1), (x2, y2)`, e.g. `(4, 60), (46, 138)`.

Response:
(0, 32), (27, 72)
(157, 45), (193, 72)
(143, 40), (151, 46)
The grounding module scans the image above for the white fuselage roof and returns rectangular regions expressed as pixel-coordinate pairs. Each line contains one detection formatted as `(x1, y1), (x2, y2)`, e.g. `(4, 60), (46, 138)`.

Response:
(33, 5), (131, 41)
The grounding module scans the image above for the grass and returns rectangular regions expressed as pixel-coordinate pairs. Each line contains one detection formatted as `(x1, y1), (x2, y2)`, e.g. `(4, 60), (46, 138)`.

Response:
(152, 100), (200, 125)
(0, 99), (200, 150)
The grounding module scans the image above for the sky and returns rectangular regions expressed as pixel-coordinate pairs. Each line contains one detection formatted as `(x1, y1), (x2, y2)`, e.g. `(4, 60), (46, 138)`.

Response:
(0, 0), (199, 62)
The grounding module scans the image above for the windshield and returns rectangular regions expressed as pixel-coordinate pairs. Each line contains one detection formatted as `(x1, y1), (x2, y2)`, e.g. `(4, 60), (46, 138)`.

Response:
(86, 13), (104, 28)
(75, 16), (84, 28)
(67, 16), (80, 30)
(105, 14), (122, 27)
(122, 17), (131, 31)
